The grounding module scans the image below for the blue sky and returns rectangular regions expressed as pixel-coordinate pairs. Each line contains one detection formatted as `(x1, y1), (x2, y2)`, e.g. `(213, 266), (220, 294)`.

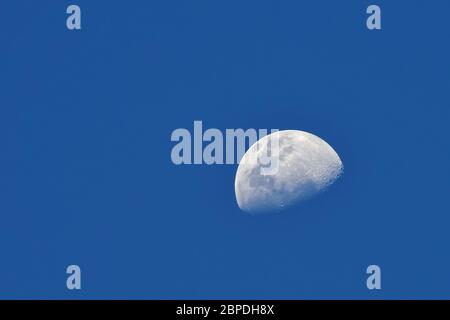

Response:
(1, 1), (450, 298)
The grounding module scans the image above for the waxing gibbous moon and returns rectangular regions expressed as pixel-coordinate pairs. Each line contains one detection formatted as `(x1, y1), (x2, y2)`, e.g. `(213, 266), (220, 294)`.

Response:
(234, 130), (343, 214)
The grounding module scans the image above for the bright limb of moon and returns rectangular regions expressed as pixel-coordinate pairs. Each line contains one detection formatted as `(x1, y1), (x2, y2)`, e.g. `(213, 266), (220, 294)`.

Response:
(234, 130), (343, 214)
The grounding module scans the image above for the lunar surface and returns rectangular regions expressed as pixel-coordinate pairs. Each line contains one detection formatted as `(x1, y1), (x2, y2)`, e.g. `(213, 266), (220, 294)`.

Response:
(234, 130), (343, 214)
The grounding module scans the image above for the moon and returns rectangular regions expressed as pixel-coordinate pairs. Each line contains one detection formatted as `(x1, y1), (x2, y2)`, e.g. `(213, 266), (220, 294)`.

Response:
(234, 130), (343, 214)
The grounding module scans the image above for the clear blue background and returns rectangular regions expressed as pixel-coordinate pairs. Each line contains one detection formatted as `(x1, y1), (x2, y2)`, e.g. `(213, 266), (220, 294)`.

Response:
(1, 1), (450, 299)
